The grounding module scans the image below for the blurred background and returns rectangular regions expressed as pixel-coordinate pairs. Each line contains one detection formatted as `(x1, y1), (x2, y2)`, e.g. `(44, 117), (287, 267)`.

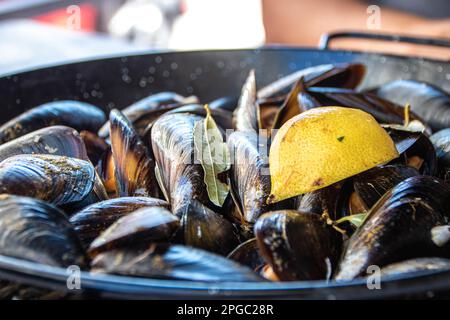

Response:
(0, 0), (448, 75)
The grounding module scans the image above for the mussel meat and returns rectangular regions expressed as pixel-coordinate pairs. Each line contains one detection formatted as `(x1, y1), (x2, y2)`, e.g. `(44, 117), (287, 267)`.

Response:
(109, 109), (159, 198)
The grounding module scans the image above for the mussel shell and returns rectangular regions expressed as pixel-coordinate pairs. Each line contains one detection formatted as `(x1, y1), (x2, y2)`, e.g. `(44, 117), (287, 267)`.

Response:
(227, 238), (265, 273)
(233, 70), (260, 132)
(91, 243), (263, 282)
(353, 165), (420, 210)
(151, 113), (213, 217)
(209, 96), (239, 112)
(257, 63), (365, 99)
(375, 80), (450, 131)
(255, 210), (341, 281)
(228, 131), (271, 224)
(88, 206), (180, 257)
(69, 197), (169, 247)
(387, 129), (438, 176)
(0, 155), (96, 208)
(0, 126), (89, 162)
(335, 176), (450, 280)
(381, 257), (450, 277)
(298, 181), (351, 221)
(308, 87), (424, 126)
(0, 194), (87, 268)
(151, 113), (239, 254)
(109, 109), (159, 197)
(181, 199), (240, 256)
(0, 101), (106, 144)
(272, 78), (321, 129)
(98, 92), (191, 138)
(430, 128), (450, 182)
(80, 130), (108, 165)
(164, 104), (233, 131)
(95, 148), (116, 195)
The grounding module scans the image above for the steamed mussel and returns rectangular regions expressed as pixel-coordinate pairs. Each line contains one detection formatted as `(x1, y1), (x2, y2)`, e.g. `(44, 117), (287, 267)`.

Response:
(1, 60), (450, 298)
(151, 113), (239, 255)
(0, 101), (105, 144)
(69, 197), (169, 247)
(335, 176), (450, 280)
(0, 154), (103, 209)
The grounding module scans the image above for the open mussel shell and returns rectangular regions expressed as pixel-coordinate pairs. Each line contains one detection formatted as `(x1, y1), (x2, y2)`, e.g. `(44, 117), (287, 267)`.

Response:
(352, 165), (420, 210)
(0, 154), (98, 208)
(69, 197), (169, 247)
(88, 206), (180, 257)
(0, 126), (89, 162)
(430, 128), (450, 182)
(109, 109), (159, 198)
(335, 176), (450, 281)
(95, 148), (116, 195)
(181, 199), (240, 256)
(227, 238), (265, 273)
(80, 130), (108, 165)
(91, 243), (263, 282)
(257, 63), (366, 100)
(255, 210), (342, 281)
(98, 92), (194, 138)
(380, 257), (450, 278)
(375, 80), (450, 132)
(0, 101), (106, 144)
(0, 194), (87, 268)
(233, 70), (261, 132)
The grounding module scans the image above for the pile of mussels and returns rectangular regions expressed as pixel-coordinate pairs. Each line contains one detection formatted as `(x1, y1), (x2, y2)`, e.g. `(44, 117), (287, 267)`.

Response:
(0, 63), (450, 298)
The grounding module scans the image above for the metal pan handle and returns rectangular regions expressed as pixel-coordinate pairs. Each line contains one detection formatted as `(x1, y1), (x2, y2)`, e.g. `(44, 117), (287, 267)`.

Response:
(319, 31), (450, 50)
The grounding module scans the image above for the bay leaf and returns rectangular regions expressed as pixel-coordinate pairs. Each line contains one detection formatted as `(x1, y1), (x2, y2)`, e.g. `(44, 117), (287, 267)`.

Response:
(193, 105), (230, 206)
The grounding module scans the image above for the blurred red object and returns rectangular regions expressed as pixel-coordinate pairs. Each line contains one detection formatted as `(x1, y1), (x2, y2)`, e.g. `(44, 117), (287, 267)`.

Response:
(33, 3), (97, 32)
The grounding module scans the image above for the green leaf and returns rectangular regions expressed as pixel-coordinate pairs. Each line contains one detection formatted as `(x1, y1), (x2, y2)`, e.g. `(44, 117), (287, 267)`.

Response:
(193, 105), (230, 206)
(335, 213), (368, 228)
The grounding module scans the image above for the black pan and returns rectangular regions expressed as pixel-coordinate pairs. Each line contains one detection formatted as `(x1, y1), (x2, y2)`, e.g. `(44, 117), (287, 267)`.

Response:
(0, 32), (449, 299)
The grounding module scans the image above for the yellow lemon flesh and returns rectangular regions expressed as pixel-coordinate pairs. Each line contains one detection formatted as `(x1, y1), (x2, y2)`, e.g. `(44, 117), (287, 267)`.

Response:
(268, 107), (399, 204)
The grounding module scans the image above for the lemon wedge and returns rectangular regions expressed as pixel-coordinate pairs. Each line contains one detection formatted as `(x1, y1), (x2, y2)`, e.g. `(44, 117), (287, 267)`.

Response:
(268, 107), (399, 203)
